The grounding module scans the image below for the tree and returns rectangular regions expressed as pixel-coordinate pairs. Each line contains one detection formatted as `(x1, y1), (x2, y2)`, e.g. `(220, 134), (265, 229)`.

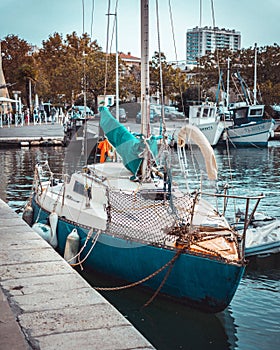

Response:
(1, 35), (36, 106)
(150, 51), (188, 106)
(119, 63), (141, 102)
(193, 45), (280, 106)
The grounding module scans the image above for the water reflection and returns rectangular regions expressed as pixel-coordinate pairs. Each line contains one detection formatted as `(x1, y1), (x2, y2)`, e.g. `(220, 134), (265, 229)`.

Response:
(80, 268), (238, 350)
(0, 147), (66, 211)
(0, 145), (279, 349)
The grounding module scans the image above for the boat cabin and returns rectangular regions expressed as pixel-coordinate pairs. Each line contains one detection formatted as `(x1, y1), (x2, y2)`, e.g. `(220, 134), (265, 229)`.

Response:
(229, 102), (265, 126)
(189, 103), (218, 124)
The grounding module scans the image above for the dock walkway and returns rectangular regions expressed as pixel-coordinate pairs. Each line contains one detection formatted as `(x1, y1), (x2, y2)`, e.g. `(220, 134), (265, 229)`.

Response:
(0, 199), (154, 350)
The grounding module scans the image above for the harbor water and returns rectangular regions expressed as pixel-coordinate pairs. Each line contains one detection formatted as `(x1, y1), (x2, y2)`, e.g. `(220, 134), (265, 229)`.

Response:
(0, 142), (279, 350)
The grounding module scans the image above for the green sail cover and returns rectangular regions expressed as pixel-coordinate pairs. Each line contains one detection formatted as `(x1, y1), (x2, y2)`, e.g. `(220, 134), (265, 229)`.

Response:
(99, 106), (145, 176)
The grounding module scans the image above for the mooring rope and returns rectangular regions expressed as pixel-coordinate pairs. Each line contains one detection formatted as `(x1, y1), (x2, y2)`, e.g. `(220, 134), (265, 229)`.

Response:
(70, 230), (101, 269)
(143, 251), (178, 307)
(94, 249), (182, 291)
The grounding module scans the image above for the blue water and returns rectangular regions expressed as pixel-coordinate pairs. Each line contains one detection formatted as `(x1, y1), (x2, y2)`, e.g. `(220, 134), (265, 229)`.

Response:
(0, 143), (279, 350)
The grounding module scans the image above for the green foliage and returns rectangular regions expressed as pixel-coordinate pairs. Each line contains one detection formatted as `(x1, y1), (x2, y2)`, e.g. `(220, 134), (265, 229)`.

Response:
(150, 51), (188, 105)
(192, 44), (280, 105)
(1, 35), (35, 105)
(2, 33), (280, 110)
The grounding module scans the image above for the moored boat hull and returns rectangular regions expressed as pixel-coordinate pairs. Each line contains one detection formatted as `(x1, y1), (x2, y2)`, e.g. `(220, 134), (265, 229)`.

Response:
(32, 197), (245, 313)
(226, 120), (274, 147)
(197, 121), (224, 146)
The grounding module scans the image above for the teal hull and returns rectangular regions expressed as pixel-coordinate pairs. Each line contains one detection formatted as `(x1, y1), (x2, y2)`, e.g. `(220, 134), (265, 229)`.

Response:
(32, 198), (245, 313)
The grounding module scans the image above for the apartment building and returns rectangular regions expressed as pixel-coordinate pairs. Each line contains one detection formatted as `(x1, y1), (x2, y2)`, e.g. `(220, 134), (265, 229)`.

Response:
(186, 26), (241, 65)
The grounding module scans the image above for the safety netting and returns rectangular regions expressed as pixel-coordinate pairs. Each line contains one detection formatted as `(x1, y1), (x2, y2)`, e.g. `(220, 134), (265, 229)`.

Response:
(106, 189), (195, 244)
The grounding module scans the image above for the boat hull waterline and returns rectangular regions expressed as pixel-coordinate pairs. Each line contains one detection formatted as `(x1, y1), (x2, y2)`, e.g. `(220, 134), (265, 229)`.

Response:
(32, 197), (245, 313)
(226, 120), (274, 147)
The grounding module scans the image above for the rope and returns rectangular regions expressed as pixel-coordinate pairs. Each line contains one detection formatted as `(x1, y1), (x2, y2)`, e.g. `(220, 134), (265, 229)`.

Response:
(70, 230), (101, 269)
(67, 228), (93, 263)
(143, 250), (179, 307)
(94, 249), (182, 291)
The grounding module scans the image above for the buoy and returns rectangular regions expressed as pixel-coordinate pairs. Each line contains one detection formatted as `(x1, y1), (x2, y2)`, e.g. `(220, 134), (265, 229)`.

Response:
(64, 229), (80, 264)
(32, 212), (58, 248)
(22, 204), (33, 226)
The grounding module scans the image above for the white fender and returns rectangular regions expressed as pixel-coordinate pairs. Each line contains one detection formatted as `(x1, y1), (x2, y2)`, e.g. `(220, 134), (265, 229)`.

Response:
(32, 212), (58, 249)
(177, 124), (218, 180)
(64, 229), (80, 264)
(49, 212), (58, 248)
(32, 222), (52, 242)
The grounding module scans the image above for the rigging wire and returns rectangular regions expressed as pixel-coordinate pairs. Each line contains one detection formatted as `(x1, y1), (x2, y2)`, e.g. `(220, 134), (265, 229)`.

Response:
(109, 1), (119, 54)
(90, 0), (95, 40)
(103, 0), (112, 98)
(155, 0), (166, 138)
(210, 0), (221, 91)
(82, 0), (85, 34)
(168, 0), (186, 116)
(81, 0), (88, 164)
(104, 0), (118, 98)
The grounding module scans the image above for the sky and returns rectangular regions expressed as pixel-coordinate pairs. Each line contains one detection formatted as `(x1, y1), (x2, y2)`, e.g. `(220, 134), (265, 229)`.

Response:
(0, 0), (280, 62)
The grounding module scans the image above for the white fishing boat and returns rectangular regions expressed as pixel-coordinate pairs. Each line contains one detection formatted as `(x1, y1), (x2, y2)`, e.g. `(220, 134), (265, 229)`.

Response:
(188, 103), (225, 146)
(23, 0), (265, 313)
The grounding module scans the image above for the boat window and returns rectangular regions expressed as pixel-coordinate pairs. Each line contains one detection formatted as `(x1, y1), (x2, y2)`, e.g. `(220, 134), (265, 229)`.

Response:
(232, 107), (249, 126)
(235, 108), (247, 119)
(202, 108), (209, 117)
(73, 181), (85, 195)
(249, 108), (263, 116)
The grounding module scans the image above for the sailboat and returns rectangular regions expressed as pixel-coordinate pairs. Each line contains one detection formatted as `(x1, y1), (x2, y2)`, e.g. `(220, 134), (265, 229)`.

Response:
(25, 0), (264, 313)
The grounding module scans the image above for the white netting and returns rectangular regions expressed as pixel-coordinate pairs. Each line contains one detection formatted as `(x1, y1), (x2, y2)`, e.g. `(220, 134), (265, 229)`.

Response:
(106, 189), (195, 244)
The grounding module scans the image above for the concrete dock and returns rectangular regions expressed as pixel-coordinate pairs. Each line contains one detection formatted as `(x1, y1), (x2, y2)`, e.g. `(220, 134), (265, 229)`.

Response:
(0, 199), (154, 350)
(0, 124), (65, 147)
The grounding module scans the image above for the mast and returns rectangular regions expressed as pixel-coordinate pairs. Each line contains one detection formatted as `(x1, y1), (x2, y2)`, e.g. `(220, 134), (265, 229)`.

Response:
(82, 0), (88, 163)
(226, 57), (231, 107)
(115, 10), (119, 122)
(253, 43), (257, 105)
(140, 0), (151, 182)
(140, 0), (150, 137)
